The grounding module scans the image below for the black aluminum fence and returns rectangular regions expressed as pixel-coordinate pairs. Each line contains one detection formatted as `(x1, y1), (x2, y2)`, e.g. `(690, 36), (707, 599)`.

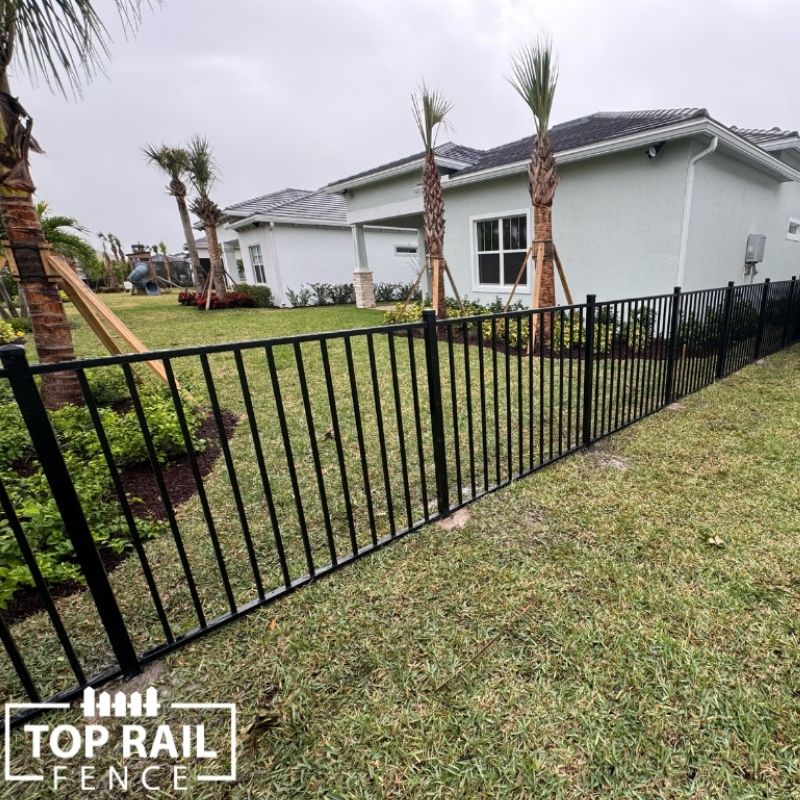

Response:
(0, 278), (798, 728)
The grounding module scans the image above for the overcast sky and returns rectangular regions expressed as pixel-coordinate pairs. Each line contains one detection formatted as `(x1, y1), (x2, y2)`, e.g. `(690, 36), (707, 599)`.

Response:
(13, 0), (800, 253)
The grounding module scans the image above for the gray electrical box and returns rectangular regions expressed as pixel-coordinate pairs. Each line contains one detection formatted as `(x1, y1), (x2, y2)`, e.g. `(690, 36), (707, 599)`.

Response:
(745, 233), (767, 263)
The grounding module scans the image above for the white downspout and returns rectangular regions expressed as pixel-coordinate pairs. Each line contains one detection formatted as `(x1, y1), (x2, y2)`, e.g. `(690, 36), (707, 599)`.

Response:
(675, 135), (718, 288)
(268, 222), (287, 306)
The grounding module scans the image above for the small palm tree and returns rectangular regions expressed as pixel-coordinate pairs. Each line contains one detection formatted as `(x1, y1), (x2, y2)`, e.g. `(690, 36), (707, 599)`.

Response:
(412, 83), (451, 319)
(142, 144), (201, 287)
(158, 240), (171, 282)
(97, 232), (119, 289)
(186, 135), (226, 298)
(0, 0), (154, 408)
(509, 37), (559, 314)
(36, 202), (98, 273)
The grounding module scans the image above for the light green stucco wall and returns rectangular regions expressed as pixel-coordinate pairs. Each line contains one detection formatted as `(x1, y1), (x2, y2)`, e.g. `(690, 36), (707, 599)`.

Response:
(684, 147), (800, 290)
(443, 141), (691, 304)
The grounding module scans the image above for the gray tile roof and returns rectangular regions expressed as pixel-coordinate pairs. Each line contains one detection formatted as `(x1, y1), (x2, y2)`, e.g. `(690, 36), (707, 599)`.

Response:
(729, 125), (800, 145)
(223, 187), (350, 225)
(223, 188), (314, 218)
(331, 141), (484, 186)
(455, 108), (709, 176)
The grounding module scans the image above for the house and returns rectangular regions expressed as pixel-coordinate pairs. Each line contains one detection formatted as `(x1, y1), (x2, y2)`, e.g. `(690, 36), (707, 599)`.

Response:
(211, 188), (420, 305)
(325, 109), (800, 307)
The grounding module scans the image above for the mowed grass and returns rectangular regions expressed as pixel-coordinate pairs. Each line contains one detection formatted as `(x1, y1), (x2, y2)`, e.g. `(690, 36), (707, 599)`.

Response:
(4, 294), (800, 798)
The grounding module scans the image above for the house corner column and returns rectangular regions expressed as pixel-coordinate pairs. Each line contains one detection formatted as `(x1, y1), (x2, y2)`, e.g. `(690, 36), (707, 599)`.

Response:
(352, 224), (375, 308)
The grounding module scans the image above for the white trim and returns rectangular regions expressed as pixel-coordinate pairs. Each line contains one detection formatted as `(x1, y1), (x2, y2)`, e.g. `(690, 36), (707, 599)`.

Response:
(443, 119), (800, 189)
(347, 196), (423, 225)
(326, 155), (475, 192)
(787, 217), (800, 241)
(469, 208), (532, 293)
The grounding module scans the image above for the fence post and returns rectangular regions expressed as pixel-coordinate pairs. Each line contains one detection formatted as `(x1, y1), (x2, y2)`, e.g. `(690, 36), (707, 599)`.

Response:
(582, 295), (596, 447)
(753, 278), (770, 360)
(781, 276), (796, 348)
(422, 310), (450, 516)
(663, 286), (682, 406)
(715, 281), (735, 379)
(0, 345), (140, 678)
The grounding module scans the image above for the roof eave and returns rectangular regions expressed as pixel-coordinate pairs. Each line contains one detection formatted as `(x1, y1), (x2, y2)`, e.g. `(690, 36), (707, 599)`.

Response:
(443, 119), (800, 188)
(225, 213), (348, 230)
(326, 155), (475, 193)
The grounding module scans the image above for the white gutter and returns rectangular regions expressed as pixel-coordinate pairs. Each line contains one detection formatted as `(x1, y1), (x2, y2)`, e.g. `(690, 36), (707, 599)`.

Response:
(267, 223), (288, 306)
(675, 135), (718, 288)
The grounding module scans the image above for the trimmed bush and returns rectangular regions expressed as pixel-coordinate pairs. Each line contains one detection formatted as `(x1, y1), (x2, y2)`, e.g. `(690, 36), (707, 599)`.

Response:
(234, 283), (274, 308)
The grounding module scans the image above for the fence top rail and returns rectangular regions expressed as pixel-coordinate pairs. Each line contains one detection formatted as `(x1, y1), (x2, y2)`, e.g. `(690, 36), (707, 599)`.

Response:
(1, 277), (795, 378)
(1, 318), (425, 376)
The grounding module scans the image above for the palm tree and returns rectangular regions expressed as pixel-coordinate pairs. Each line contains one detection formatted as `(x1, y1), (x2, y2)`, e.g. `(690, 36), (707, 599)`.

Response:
(186, 135), (226, 298)
(509, 37), (559, 316)
(158, 240), (171, 282)
(36, 202), (98, 273)
(0, 0), (153, 407)
(142, 144), (201, 288)
(412, 83), (451, 319)
(97, 231), (119, 289)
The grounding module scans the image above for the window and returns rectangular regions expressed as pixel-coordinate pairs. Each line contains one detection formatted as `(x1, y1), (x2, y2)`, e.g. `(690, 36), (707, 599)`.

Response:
(395, 244), (418, 256)
(249, 244), (266, 283)
(787, 218), (800, 242)
(475, 214), (528, 286)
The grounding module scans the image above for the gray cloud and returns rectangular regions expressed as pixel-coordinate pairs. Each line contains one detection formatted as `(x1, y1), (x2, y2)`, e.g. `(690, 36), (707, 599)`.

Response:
(13, 0), (800, 252)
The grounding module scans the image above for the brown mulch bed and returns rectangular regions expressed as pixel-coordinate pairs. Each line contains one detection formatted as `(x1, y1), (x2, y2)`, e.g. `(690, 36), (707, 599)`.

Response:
(3, 410), (239, 623)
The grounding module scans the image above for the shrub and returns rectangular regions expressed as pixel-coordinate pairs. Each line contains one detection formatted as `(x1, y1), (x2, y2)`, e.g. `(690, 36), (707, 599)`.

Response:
(308, 283), (332, 305)
(286, 287), (313, 307)
(481, 316), (530, 348)
(0, 321), (25, 345)
(0, 381), (205, 607)
(234, 283), (274, 308)
(194, 292), (255, 310)
(621, 306), (655, 352)
(329, 283), (355, 304)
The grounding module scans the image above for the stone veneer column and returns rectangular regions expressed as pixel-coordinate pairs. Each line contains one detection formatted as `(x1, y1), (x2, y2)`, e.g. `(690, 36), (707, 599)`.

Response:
(352, 224), (376, 308)
(354, 270), (376, 308)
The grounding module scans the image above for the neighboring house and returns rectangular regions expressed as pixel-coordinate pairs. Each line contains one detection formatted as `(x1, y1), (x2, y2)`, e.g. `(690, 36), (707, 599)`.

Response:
(326, 109), (800, 306)
(212, 187), (419, 306)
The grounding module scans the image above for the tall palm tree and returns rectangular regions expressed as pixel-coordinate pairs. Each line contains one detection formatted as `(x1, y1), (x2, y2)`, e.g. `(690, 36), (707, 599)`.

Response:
(0, 0), (153, 407)
(412, 83), (451, 319)
(186, 135), (226, 298)
(509, 37), (559, 315)
(142, 144), (200, 288)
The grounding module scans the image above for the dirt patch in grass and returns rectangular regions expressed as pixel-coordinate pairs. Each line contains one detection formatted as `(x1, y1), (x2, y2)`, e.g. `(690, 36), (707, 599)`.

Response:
(120, 409), (239, 521)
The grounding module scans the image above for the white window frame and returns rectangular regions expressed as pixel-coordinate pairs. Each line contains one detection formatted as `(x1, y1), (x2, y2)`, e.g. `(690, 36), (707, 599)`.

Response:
(787, 217), (800, 242)
(394, 244), (418, 256)
(248, 244), (266, 284)
(470, 208), (532, 292)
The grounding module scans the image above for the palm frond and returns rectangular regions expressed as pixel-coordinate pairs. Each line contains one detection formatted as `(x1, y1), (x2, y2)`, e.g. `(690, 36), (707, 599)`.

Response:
(411, 82), (452, 152)
(1, 1), (159, 97)
(185, 135), (218, 198)
(508, 36), (558, 137)
(142, 143), (189, 179)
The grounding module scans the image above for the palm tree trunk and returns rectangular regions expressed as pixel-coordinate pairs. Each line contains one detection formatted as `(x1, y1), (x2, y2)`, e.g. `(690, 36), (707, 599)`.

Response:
(0, 187), (82, 407)
(176, 197), (201, 287)
(0, 91), (81, 408)
(529, 134), (559, 343)
(204, 222), (226, 297)
(422, 151), (447, 318)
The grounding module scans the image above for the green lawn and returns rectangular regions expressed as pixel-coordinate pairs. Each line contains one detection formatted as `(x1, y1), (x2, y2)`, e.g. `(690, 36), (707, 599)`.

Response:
(4, 294), (800, 798)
